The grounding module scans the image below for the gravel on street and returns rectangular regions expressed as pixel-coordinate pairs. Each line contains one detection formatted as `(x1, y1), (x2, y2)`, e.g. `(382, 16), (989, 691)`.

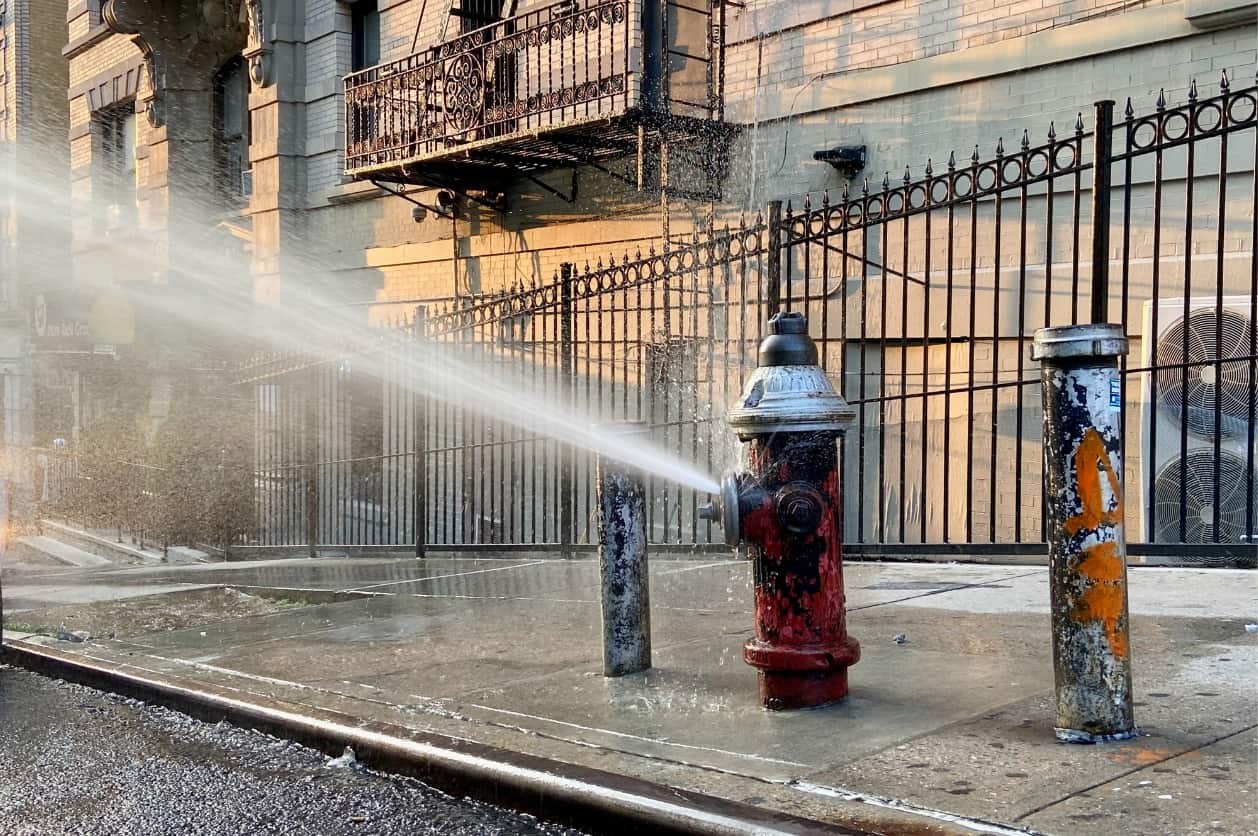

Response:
(0, 664), (588, 836)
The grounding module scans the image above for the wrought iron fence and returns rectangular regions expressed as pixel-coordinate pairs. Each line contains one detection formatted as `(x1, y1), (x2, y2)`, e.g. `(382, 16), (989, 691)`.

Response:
(248, 76), (1255, 563)
(35, 446), (165, 551)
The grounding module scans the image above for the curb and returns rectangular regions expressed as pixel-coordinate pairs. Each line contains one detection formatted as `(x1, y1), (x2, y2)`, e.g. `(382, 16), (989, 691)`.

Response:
(2, 638), (873, 836)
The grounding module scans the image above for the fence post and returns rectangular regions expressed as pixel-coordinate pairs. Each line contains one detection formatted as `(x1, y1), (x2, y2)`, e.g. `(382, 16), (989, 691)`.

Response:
(559, 263), (575, 557)
(1090, 100), (1115, 324)
(414, 306), (428, 558)
(305, 368), (319, 559)
(766, 199), (783, 314)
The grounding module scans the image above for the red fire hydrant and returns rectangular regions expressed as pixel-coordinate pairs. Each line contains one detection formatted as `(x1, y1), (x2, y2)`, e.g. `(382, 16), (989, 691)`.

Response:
(700, 312), (860, 710)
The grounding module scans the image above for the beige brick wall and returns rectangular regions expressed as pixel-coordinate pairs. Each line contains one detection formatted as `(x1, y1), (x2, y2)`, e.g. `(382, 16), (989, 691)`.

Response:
(728, 26), (1257, 208)
(724, 0), (1183, 102)
(68, 33), (144, 91)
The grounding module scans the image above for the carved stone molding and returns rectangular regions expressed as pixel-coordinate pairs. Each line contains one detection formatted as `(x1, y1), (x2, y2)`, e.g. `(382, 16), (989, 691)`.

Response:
(244, 0), (272, 87)
(101, 0), (250, 126)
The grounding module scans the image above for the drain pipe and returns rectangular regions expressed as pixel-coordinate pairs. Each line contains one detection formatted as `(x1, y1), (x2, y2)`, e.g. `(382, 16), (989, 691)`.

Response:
(1032, 324), (1137, 743)
(595, 422), (652, 677)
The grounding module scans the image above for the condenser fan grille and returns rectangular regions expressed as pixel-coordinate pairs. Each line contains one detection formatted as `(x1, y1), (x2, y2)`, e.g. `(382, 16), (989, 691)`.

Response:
(1154, 309), (1254, 438)
(1154, 450), (1256, 553)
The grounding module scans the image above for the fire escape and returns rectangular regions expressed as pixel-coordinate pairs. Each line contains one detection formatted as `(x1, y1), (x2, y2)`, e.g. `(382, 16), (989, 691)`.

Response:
(343, 0), (732, 201)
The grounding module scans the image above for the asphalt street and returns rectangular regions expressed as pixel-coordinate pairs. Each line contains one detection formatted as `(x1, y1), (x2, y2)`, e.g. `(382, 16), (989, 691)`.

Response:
(0, 664), (587, 836)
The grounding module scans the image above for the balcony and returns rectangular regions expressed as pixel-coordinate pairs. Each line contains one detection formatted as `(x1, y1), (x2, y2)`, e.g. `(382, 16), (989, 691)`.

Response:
(344, 0), (729, 194)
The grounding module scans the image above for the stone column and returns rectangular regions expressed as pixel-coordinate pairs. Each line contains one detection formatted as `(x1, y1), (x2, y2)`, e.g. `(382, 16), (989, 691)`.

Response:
(244, 0), (307, 307)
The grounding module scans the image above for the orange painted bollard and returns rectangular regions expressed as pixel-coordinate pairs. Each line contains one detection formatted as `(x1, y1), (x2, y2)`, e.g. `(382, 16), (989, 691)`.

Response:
(1032, 324), (1137, 743)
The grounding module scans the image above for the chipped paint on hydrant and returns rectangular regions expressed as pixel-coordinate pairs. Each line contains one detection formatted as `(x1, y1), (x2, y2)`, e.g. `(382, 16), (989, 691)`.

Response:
(1032, 324), (1138, 744)
(700, 312), (860, 710)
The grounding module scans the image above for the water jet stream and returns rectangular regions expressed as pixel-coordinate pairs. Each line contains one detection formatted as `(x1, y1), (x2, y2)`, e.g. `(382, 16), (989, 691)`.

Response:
(4, 166), (722, 496)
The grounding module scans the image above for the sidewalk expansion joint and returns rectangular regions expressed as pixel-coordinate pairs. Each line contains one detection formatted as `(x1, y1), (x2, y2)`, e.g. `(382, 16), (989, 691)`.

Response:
(848, 570), (1044, 612)
(1010, 723), (1258, 823)
(789, 781), (1042, 836)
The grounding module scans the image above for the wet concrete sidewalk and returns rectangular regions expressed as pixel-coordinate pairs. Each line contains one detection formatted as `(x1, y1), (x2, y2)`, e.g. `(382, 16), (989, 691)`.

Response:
(3, 554), (1256, 834)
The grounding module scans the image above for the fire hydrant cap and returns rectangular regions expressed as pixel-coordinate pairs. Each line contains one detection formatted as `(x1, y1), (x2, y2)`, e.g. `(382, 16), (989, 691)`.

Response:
(728, 314), (855, 436)
(759, 312), (819, 366)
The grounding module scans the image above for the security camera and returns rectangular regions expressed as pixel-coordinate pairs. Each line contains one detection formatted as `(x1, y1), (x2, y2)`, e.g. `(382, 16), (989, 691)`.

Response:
(411, 205), (427, 222)
(436, 191), (455, 209)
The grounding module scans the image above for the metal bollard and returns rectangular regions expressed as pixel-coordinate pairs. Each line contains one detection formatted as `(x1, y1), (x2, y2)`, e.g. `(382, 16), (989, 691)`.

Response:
(1032, 324), (1137, 743)
(595, 423), (651, 677)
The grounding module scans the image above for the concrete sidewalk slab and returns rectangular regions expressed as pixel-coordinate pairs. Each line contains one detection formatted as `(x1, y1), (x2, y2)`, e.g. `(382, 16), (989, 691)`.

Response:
(12, 535), (113, 567)
(4, 557), (1256, 834)
(2, 582), (218, 614)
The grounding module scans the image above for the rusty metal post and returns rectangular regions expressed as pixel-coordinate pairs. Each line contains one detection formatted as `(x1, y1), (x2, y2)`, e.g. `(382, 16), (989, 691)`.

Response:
(304, 368), (320, 559)
(1032, 323), (1137, 743)
(1090, 100), (1115, 325)
(595, 423), (651, 677)
(413, 306), (428, 559)
(766, 200), (782, 314)
(559, 264), (575, 558)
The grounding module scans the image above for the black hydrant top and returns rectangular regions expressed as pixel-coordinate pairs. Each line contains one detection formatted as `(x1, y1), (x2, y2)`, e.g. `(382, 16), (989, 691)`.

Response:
(759, 312), (819, 367)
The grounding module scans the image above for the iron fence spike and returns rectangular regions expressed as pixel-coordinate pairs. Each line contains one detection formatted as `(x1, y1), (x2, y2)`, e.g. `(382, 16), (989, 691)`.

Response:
(882, 171), (890, 189)
(971, 145), (979, 164)
(1124, 98), (1134, 119)
(948, 151), (956, 169)
(996, 138), (1004, 156)
(1048, 121), (1057, 140)
(1020, 129), (1030, 150)
(1157, 88), (1166, 110)
(1220, 69), (1230, 92)
(1074, 112), (1084, 133)
(903, 164), (912, 183)
(925, 157), (934, 175)
(1189, 79), (1198, 101)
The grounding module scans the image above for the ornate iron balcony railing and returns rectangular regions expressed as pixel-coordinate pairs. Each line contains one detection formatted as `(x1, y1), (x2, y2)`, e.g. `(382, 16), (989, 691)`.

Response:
(345, 0), (645, 178)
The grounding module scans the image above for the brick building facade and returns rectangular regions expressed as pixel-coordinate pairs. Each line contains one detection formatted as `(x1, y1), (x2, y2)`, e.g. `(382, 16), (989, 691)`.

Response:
(1, 0), (69, 451)
(32, 0), (1258, 551)
(54, 0), (1254, 321)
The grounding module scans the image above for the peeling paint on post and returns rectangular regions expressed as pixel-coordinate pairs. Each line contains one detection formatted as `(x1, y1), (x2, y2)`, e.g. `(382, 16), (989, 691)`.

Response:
(595, 422), (651, 677)
(1032, 324), (1137, 743)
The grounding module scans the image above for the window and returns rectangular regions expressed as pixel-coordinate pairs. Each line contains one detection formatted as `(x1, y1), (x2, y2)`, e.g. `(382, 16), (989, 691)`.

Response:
(214, 57), (251, 204)
(97, 107), (137, 224)
(351, 0), (380, 71)
(454, 0), (506, 33)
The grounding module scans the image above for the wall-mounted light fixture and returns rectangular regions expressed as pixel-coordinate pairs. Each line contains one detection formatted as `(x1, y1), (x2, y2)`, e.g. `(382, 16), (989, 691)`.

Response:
(813, 145), (866, 178)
